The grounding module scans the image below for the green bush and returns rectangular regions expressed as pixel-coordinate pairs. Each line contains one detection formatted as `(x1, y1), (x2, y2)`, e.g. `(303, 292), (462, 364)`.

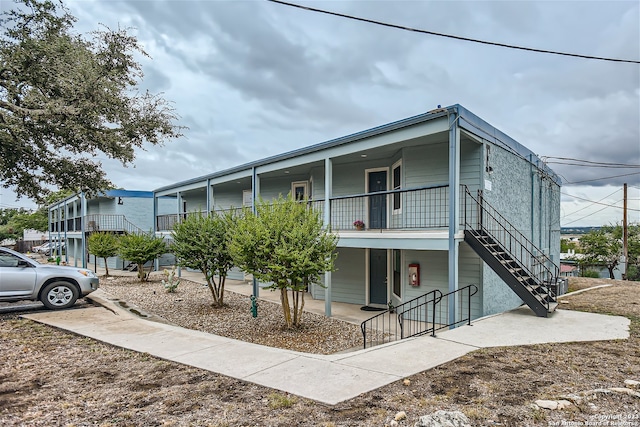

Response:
(626, 265), (640, 281)
(582, 269), (600, 278)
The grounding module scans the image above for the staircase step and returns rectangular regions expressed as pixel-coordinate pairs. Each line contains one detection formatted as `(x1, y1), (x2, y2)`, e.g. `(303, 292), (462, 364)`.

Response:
(547, 302), (558, 313)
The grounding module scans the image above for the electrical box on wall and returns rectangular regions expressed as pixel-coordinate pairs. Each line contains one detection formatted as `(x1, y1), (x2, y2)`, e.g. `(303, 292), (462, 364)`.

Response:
(409, 263), (420, 287)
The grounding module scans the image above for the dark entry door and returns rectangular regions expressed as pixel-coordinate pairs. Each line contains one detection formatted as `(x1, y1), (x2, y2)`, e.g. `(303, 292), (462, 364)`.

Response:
(369, 249), (387, 305)
(368, 170), (387, 229)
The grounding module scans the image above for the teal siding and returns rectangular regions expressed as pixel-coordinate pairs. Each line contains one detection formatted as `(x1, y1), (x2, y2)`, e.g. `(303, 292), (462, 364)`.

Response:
(460, 138), (481, 191)
(404, 143), (449, 187)
(260, 175), (310, 201)
(459, 243), (482, 319)
(212, 189), (244, 210)
(312, 248), (366, 305)
(402, 248), (482, 321)
(183, 194), (207, 212)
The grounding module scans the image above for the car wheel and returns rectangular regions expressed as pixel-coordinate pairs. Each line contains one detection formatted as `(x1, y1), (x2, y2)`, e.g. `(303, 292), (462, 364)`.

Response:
(40, 281), (79, 310)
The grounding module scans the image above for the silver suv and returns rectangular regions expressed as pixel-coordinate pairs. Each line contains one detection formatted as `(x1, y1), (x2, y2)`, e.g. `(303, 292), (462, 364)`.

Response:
(0, 247), (99, 309)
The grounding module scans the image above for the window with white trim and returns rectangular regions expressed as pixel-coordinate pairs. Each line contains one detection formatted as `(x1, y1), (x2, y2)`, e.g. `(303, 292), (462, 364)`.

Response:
(392, 160), (402, 213)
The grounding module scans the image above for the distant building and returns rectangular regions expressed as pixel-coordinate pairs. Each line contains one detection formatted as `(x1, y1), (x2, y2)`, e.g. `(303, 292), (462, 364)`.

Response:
(47, 190), (174, 269)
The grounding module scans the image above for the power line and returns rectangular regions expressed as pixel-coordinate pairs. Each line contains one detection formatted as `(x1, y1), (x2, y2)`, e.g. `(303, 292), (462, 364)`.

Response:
(545, 161), (640, 169)
(541, 157), (640, 168)
(561, 192), (640, 212)
(561, 188), (621, 219)
(563, 201), (620, 226)
(563, 171), (640, 185)
(267, 0), (640, 64)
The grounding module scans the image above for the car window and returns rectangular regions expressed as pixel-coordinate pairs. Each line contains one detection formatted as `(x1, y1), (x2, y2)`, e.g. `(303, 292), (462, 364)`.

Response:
(0, 253), (21, 267)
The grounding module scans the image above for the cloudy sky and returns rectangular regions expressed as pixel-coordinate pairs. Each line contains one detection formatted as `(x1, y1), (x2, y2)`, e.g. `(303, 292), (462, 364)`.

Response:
(1, 0), (639, 227)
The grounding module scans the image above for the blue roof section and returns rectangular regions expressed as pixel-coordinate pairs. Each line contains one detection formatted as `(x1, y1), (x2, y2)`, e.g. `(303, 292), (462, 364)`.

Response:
(152, 103), (559, 192)
(47, 189), (154, 209)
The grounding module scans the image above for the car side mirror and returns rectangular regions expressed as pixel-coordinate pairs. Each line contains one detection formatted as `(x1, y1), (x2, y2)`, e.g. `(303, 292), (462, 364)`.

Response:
(17, 260), (30, 268)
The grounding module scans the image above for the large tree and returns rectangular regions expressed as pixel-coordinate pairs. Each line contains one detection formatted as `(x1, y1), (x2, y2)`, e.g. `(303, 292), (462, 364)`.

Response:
(171, 211), (236, 307)
(579, 224), (640, 280)
(0, 0), (182, 202)
(229, 195), (338, 329)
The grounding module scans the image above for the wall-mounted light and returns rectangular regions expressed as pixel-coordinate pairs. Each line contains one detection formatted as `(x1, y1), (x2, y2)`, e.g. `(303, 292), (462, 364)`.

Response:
(117, 197), (123, 205)
(361, 154), (367, 158)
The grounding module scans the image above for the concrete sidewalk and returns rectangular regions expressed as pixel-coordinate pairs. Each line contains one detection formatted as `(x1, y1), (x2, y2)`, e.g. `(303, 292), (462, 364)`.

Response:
(22, 290), (630, 405)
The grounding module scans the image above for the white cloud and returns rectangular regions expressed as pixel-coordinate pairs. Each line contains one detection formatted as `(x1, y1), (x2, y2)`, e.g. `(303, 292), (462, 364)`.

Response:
(3, 0), (638, 227)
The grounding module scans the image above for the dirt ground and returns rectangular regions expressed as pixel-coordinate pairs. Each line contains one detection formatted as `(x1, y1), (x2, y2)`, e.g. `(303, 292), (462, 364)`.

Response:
(1, 277), (639, 426)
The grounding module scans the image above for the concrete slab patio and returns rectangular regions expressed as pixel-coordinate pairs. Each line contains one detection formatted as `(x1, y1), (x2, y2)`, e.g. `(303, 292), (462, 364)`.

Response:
(22, 289), (630, 405)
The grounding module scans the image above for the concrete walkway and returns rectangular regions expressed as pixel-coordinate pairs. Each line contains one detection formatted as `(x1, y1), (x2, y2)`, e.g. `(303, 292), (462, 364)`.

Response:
(22, 289), (630, 405)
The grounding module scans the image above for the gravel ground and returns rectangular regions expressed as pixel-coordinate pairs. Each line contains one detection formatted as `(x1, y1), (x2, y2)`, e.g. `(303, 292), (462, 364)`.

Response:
(1, 277), (638, 426)
(99, 275), (365, 354)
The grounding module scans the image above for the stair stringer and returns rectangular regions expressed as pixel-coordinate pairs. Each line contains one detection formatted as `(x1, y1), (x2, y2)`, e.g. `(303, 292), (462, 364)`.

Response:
(464, 229), (553, 318)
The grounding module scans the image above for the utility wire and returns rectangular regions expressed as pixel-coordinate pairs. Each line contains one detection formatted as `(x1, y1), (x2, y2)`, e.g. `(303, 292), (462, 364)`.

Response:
(561, 188), (621, 219)
(561, 192), (640, 212)
(267, 0), (640, 64)
(541, 156), (640, 167)
(563, 171), (640, 185)
(563, 202), (620, 226)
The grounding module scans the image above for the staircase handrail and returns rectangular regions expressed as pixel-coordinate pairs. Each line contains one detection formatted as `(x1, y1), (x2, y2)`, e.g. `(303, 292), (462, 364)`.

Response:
(85, 214), (148, 235)
(463, 187), (559, 293)
(360, 289), (442, 349)
(361, 284), (479, 348)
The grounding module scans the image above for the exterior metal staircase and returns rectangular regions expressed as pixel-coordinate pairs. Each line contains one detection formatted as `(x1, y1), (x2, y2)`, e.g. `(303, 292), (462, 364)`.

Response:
(463, 188), (559, 317)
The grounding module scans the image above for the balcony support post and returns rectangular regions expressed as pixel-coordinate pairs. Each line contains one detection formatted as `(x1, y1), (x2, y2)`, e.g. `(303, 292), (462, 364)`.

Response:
(324, 157), (333, 317)
(81, 191), (87, 269)
(448, 108), (461, 327)
(176, 191), (181, 277)
(252, 167), (260, 298)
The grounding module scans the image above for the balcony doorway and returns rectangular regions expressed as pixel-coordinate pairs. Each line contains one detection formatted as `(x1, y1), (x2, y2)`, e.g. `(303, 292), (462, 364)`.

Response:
(367, 169), (387, 229)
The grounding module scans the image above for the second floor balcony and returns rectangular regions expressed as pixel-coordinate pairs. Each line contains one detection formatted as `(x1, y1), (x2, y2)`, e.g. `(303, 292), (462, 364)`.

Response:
(156, 185), (471, 234)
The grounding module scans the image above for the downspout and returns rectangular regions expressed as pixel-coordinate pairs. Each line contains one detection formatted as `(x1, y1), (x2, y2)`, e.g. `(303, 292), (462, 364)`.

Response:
(530, 154), (535, 246)
(538, 160), (543, 251)
(447, 106), (460, 327)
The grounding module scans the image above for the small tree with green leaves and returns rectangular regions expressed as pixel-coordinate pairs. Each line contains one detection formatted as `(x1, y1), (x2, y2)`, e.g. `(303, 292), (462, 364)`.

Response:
(580, 227), (622, 279)
(87, 232), (119, 276)
(229, 195), (338, 329)
(118, 233), (166, 281)
(171, 211), (236, 307)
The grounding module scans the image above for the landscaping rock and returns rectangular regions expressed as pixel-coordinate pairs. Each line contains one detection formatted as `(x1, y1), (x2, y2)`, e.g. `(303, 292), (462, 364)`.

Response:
(624, 379), (640, 389)
(414, 410), (471, 427)
(395, 411), (407, 421)
(535, 400), (558, 410)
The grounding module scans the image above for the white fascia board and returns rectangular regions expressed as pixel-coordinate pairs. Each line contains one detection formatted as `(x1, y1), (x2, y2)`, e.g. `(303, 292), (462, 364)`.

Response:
(337, 230), (464, 250)
(155, 181), (209, 197)
(208, 169), (252, 186)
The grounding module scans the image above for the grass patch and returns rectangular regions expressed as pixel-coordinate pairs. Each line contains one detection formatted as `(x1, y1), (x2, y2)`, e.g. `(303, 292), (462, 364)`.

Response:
(267, 392), (297, 409)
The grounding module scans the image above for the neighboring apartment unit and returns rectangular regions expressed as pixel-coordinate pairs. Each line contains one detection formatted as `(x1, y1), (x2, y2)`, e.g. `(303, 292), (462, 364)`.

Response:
(48, 190), (168, 269)
(154, 104), (561, 322)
